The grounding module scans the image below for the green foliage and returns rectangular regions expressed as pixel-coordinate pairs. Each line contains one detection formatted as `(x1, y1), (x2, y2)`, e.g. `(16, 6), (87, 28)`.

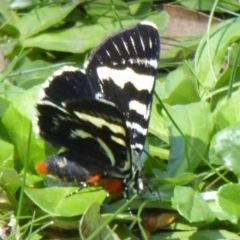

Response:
(1, 0), (240, 239)
(172, 186), (216, 223)
(25, 187), (106, 217)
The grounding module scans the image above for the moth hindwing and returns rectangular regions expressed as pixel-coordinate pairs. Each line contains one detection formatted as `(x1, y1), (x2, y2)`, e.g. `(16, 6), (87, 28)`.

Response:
(34, 21), (160, 196)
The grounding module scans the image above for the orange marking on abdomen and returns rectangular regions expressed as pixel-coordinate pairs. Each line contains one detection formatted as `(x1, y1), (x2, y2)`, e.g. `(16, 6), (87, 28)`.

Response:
(99, 179), (123, 194)
(87, 174), (123, 194)
(36, 162), (48, 174)
(86, 174), (102, 183)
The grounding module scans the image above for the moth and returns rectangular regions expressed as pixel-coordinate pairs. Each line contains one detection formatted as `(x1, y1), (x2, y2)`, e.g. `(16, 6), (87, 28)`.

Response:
(34, 21), (160, 199)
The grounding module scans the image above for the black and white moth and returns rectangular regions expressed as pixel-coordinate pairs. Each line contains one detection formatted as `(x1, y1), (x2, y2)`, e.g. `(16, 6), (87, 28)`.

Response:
(34, 21), (160, 197)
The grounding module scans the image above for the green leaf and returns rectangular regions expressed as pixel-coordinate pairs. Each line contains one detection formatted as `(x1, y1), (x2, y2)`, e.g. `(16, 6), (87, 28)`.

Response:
(164, 101), (214, 176)
(207, 198), (237, 224)
(181, 0), (240, 12)
(162, 64), (200, 105)
(164, 172), (195, 185)
(16, 1), (82, 39)
(128, 1), (153, 16)
(79, 202), (117, 240)
(25, 187), (106, 217)
(180, 0), (216, 11)
(0, 0), (20, 26)
(217, 184), (240, 219)
(172, 186), (215, 223)
(10, 0), (35, 10)
(84, 0), (129, 24)
(146, 11), (169, 32)
(0, 139), (14, 168)
(12, 58), (63, 88)
(214, 90), (240, 131)
(0, 167), (22, 196)
(0, 82), (24, 117)
(195, 18), (240, 92)
(150, 230), (240, 240)
(149, 96), (169, 143)
(148, 145), (169, 160)
(22, 12), (168, 53)
(113, 222), (137, 240)
(161, 34), (202, 63)
(209, 122), (240, 177)
(2, 87), (54, 169)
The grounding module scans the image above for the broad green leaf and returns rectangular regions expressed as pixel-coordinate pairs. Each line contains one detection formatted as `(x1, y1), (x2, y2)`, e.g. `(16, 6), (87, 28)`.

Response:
(172, 186), (215, 223)
(0, 139), (14, 168)
(0, 0), (20, 26)
(25, 187), (106, 217)
(161, 64), (200, 105)
(217, 184), (240, 219)
(2, 87), (55, 169)
(113, 222), (137, 240)
(25, 174), (44, 187)
(214, 90), (240, 131)
(181, 0), (240, 12)
(12, 58), (63, 88)
(16, 1), (82, 39)
(84, 0), (129, 24)
(161, 34), (202, 63)
(22, 12), (168, 53)
(180, 0), (215, 11)
(10, 0), (35, 10)
(195, 18), (240, 92)
(209, 122), (240, 177)
(0, 40), (18, 56)
(128, 1), (153, 16)
(164, 101), (213, 176)
(164, 172), (195, 185)
(0, 82), (24, 116)
(149, 96), (168, 143)
(79, 202), (118, 240)
(208, 199), (238, 224)
(150, 229), (240, 240)
(147, 11), (169, 32)
(22, 23), (123, 53)
(0, 97), (11, 118)
(210, 41), (240, 110)
(0, 167), (22, 197)
(148, 145), (169, 160)
(0, 119), (11, 143)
